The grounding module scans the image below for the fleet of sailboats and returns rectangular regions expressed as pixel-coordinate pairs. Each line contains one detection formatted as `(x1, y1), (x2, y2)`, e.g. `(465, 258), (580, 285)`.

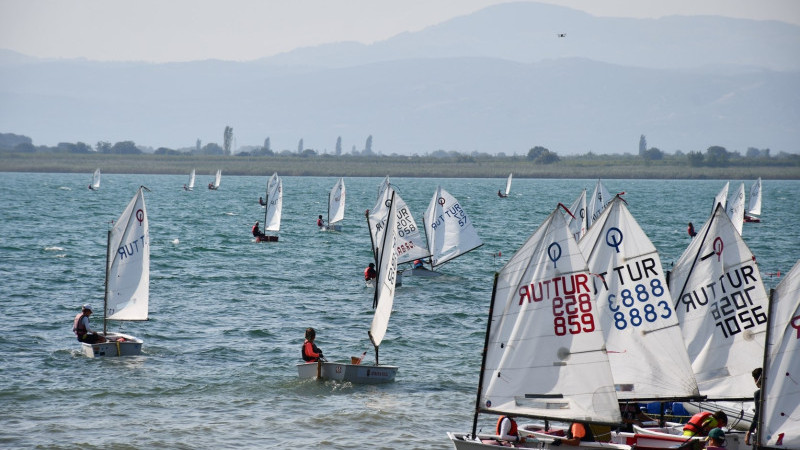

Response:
(81, 186), (150, 357)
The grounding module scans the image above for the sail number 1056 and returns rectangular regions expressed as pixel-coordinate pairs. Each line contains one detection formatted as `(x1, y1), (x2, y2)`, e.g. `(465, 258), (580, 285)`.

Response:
(552, 294), (596, 335)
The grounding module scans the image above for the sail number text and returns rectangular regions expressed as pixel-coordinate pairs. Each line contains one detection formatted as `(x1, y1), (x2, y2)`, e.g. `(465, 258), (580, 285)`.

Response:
(517, 273), (597, 336)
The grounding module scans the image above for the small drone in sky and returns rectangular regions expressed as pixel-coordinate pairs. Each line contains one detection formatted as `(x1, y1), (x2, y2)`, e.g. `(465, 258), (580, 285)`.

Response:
(557, 33), (567, 38)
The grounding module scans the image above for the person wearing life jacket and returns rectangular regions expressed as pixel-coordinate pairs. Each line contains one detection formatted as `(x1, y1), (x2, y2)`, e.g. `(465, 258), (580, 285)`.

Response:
(412, 259), (424, 269)
(317, 215), (325, 228)
(688, 222), (697, 237)
(682, 410), (727, 437)
(72, 304), (106, 344)
(252, 221), (267, 240)
(301, 327), (324, 363)
(496, 415), (523, 444)
(364, 263), (377, 282)
(563, 422), (595, 445)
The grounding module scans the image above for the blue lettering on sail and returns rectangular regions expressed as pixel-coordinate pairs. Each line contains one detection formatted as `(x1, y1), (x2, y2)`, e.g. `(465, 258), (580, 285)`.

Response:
(117, 234), (146, 260)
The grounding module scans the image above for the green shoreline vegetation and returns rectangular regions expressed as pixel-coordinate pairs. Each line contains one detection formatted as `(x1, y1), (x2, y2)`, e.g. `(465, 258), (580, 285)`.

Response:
(1, 151), (799, 179)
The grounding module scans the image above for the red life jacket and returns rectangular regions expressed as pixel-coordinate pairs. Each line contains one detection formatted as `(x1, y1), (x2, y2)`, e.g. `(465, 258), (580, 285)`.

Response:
(495, 416), (518, 437)
(73, 312), (87, 339)
(302, 340), (321, 362)
(317, 218), (324, 227)
(683, 411), (714, 436)
(364, 267), (376, 281)
(252, 224), (259, 236)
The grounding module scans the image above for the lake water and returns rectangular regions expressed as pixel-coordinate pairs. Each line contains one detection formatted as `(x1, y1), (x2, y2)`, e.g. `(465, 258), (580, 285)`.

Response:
(1, 173), (797, 449)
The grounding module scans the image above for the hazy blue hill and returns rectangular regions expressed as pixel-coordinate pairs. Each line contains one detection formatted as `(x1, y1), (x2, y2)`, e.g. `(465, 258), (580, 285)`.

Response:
(0, 1), (798, 154)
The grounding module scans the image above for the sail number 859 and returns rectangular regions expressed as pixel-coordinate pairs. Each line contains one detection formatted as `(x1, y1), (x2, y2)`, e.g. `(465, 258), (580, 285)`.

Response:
(552, 294), (595, 336)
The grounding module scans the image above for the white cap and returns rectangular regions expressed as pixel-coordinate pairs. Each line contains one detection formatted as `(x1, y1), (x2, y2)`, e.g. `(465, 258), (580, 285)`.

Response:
(82, 304), (93, 311)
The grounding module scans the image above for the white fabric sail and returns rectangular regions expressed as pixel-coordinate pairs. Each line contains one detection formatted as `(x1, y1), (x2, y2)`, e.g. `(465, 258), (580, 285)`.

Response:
(713, 181), (730, 213)
(727, 182), (746, 235)
(106, 187), (149, 321)
(578, 197), (699, 400)
(264, 173), (282, 232)
(760, 259), (800, 449)
(187, 169), (195, 190)
(213, 169), (222, 188)
(748, 177), (762, 216)
(377, 175), (390, 200)
(504, 173), (513, 196)
(669, 204), (768, 399)
(91, 168), (101, 190)
(368, 187), (429, 265)
(566, 188), (587, 242)
(481, 205), (620, 423)
(327, 177), (346, 225)
(369, 191), (399, 348)
(423, 186), (483, 267)
(587, 179), (612, 229)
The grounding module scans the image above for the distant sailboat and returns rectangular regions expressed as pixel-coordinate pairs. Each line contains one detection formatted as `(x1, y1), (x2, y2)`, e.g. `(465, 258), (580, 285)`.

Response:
(323, 177), (345, 231)
(208, 169), (221, 190)
(498, 173), (511, 198)
(745, 177), (762, 223)
(184, 169), (195, 191)
(88, 168), (101, 190)
(256, 172), (282, 242)
(726, 182), (746, 235)
(367, 179), (430, 268)
(422, 186), (483, 270)
(712, 181), (730, 213)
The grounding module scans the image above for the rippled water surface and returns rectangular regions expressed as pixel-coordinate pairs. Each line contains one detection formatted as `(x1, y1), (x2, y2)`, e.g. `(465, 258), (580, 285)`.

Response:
(1, 173), (797, 449)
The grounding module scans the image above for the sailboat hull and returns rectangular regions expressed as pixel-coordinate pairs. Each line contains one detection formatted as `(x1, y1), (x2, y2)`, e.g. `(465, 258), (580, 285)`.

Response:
(401, 267), (442, 278)
(255, 235), (279, 242)
(296, 361), (397, 384)
(322, 224), (343, 232)
(80, 332), (143, 358)
(447, 432), (630, 449)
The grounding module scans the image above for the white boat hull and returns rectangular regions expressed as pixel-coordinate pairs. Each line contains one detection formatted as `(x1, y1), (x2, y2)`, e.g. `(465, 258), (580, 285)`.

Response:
(448, 431), (629, 449)
(296, 361), (397, 384)
(80, 332), (143, 357)
(323, 224), (343, 232)
(625, 425), (747, 450)
(401, 267), (442, 278)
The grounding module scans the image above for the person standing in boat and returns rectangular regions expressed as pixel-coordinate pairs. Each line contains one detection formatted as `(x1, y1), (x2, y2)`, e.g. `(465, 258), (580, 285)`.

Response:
(317, 215), (325, 228)
(688, 222), (697, 237)
(364, 263), (377, 282)
(72, 304), (106, 344)
(496, 415), (524, 444)
(301, 327), (324, 362)
(682, 410), (727, 437)
(745, 367), (762, 446)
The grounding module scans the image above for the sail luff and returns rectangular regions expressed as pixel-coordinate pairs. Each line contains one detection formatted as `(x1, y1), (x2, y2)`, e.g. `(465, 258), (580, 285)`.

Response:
(471, 272), (501, 438)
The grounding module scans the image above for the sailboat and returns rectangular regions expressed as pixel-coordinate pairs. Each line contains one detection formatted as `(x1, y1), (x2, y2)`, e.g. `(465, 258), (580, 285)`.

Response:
(418, 186), (483, 273)
(297, 190), (399, 384)
(322, 177), (345, 231)
(565, 188), (587, 242)
(668, 203), (769, 429)
(208, 169), (221, 190)
(758, 259), (800, 448)
(587, 179), (612, 229)
(448, 204), (622, 449)
(184, 169), (195, 191)
(256, 172), (282, 242)
(744, 177), (762, 223)
(578, 196), (700, 402)
(81, 186), (150, 357)
(713, 181), (730, 213)
(726, 182), (746, 235)
(88, 168), (101, 190)
(498, 173), (512, 198)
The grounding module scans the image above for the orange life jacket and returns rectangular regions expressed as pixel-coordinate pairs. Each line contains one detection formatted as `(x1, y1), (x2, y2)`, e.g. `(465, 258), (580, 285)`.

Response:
(495, 416), (518, 437)
(302, 340), (321, 362)
(683, 411), (714, 436)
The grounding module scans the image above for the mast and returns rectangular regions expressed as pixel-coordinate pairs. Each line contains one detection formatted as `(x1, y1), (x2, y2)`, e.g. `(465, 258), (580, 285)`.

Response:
(263, 177), (269, 226)
(757, 288), (775, 449)
(421, 216), (432, 269)
(365, 209), (378, 264)
(103, 227), (111, 335)
(470, 272), (500, 439)
(327, 190), (331, 227)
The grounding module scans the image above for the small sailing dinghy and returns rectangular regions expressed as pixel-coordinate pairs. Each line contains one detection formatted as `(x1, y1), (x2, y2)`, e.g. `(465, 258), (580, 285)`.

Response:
(297, 191), (400, 384)
(744, 177), (762, 223)
(256, 172), (282, 242)
(415, 186), (482, 276)
(88, 168), (101, 190)
(81, 186), (150, 357)
(497, 173), (512, 198)
(322, 177), (345, 231)
(184, 169), (195, 191)
(758, 259), (800, 448)
(448, 203), (622, 449)
(208, 169), (221, 190)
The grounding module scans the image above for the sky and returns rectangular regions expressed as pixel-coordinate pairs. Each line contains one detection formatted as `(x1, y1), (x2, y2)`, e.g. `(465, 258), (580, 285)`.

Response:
(2, 0), (799, 63)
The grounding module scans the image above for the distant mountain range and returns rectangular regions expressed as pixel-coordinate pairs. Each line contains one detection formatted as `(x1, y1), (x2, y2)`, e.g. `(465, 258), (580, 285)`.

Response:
(1, 1), (798, 155)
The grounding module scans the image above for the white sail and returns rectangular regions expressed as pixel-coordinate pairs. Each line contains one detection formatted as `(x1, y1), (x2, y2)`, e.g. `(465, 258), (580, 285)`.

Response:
(726, 182), (746, 235)
(91, 168), (101, 190)
(713, 181), (729, 213)
(504, 173), (513, 196)
(578, 196), (699, 400)
(760, 259), (800, 449)
(106, 187), (149, 321)
(377, 175), (390, 201)
(423, 186), (482, 267)
(327, 177), (346, 225)
(566, 188), (587, 242)
(264, 173), (282, 232)
(368, 186), (429, 265)
(481, 205), (620, 423)
(748, 177), (762, 216)
(669, 204), (768, 399)
(187, 169), (195, 190)
(369, 191), (399, 348)
(213, 169), (222, 189)
(587, 179), (612, 229)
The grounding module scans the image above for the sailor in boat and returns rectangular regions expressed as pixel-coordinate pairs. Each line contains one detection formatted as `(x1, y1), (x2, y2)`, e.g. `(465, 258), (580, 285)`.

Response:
(251, 221), (267, 240)
(412, 259), (424, 269)
(301, 327), (324, 363)
(745, 367), (762, 447)
(687, 222), (697, 237)
(88, 184), (95, 191)
(259, 196), (266, 206)
(208, 182), (216, 190)
(497, 189), (507, 198)
(563, 421), (596, 446)
(682, 410), (728, 437)
(317, 215), (325, 228)
(72, 304), (106, 344)
(364, 263), (377, 282)
(496, 415), (525, 445)
(183, 184), (189, 191)
(707, 428), (726, 449)
(619, 402), (656, 432)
